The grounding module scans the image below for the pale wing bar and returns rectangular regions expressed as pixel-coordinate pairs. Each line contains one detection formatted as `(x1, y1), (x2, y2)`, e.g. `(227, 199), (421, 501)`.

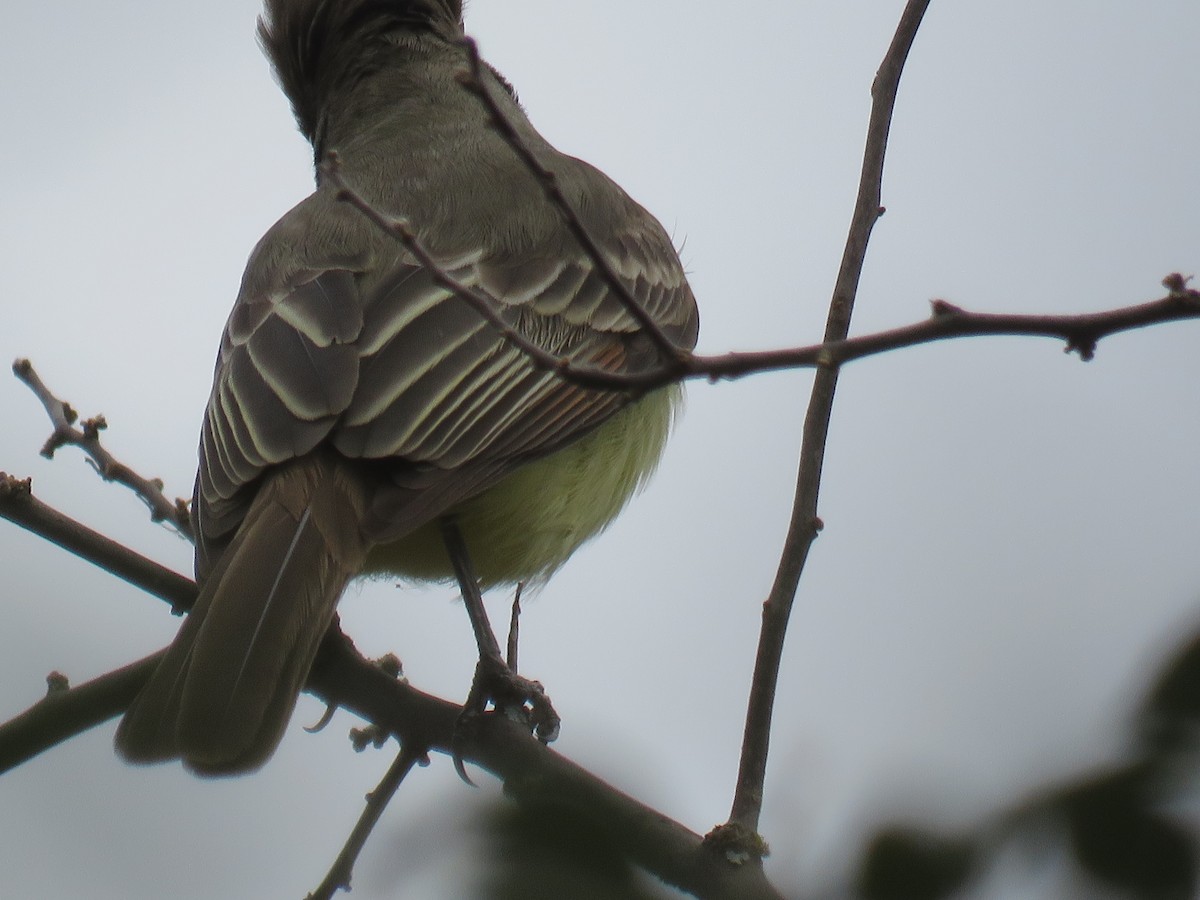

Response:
(196, 215), (696, 560)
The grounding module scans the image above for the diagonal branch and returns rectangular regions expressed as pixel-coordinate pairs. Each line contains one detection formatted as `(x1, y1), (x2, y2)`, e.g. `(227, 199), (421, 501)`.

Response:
(0, 472), (195, 608)
(307, 745), (426, 900)
(12, 359), (192, 538)
(320, 154), (643, 394)
(0, 652), (163, 773)
(726, 0), (932, 843)
(456, 37), (690, 365)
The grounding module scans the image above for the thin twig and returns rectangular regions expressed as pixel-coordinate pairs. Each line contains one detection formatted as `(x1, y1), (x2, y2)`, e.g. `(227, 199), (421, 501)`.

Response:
(727, 0), (932, 842)
(455, 37), (688, 365)
(307, 746), (426, 900)
(11, 359), (192, 538)
(686, 283), (1200, 378)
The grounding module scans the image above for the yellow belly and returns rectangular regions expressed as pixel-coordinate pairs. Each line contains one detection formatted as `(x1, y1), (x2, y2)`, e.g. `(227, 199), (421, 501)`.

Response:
(362, 385), (682, 586)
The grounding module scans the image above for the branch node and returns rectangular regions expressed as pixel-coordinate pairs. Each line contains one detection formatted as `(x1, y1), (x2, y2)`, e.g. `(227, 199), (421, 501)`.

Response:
(815, 348), (839, 369)
(702, 822), (771, 865)
(372, 652), (405, 680)
(45, 671), (70, 695)
(930, 298), (964, 318)
(1162, 272), (1193, 297)
(81, 415), (108, 439)
(0, 472), (32, 500)
(349, 724), (390, 753)
(1065, 336), (1098, 362)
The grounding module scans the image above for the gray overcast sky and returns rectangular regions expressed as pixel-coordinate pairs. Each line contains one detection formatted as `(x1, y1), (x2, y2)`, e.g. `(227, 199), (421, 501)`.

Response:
(2, 2), (1199, 897)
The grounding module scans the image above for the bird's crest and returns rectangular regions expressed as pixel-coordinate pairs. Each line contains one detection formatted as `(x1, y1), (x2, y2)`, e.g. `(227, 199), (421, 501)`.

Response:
(258, 0), (464, 146)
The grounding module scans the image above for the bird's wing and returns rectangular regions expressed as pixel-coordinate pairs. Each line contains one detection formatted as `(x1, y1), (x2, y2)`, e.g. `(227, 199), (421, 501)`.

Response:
(195, 198), (697, 568)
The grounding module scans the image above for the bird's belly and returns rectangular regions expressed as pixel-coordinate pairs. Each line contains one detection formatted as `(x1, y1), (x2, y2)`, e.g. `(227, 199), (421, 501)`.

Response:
(362, 385), (681, 586)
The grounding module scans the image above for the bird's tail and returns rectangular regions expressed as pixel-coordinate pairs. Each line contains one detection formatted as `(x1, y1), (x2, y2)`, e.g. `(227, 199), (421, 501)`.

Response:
(114, 458), (370, 775)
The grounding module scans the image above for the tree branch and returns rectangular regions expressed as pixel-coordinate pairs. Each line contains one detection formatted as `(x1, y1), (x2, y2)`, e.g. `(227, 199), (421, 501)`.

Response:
(456, 37), (690, 365)
(12, 359), (193, 538)
(307, 745), (425, 900)
(728, 0), (932, 842)
(0, 472), (195, 609)
(0, 652), (163, 773)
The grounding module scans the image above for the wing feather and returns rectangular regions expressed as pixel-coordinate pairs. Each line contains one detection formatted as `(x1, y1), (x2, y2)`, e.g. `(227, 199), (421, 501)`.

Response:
(194, 191), (698, 558)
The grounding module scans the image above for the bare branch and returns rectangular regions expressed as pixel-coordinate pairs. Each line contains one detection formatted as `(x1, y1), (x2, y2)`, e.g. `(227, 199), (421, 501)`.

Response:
(0, 653), (163, 774)
(455, 37), (690, 366)
(12, 359), (193, 538)
(695, 280), (1200, 379)
(314, 632), (785, 899)
(308, 746), (426, 900)
(727, 0), (932, 842)
(0, 472), (195, 609)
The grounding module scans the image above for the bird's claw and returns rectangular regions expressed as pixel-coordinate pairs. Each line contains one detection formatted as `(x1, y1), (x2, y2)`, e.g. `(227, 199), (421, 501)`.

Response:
(451, 655), (561, 783)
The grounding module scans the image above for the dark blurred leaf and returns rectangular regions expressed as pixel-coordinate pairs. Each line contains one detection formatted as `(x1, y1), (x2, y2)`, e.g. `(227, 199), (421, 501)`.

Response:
(475, 800), (664, 900)
(857, 826), (975, 900)
(1064, 770), (1195, 900)
(1142, 630), (1200, 748)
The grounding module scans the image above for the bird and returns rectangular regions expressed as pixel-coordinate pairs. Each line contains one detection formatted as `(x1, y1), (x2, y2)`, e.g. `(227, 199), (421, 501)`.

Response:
(114, 0), (699, 776)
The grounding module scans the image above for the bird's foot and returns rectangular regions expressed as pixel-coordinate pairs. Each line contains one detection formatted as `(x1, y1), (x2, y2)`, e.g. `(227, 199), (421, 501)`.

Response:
(465, 652), (560, 742)
(452, 654), (560, 782)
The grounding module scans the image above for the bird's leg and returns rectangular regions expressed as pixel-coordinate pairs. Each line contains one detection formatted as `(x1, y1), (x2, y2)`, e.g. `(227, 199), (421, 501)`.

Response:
(440, 516), (503, 662)
(439, 519), (560, 745)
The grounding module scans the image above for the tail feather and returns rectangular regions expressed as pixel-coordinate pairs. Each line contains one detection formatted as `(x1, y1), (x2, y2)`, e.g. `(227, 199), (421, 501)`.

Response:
(115, 458), (369, 775)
